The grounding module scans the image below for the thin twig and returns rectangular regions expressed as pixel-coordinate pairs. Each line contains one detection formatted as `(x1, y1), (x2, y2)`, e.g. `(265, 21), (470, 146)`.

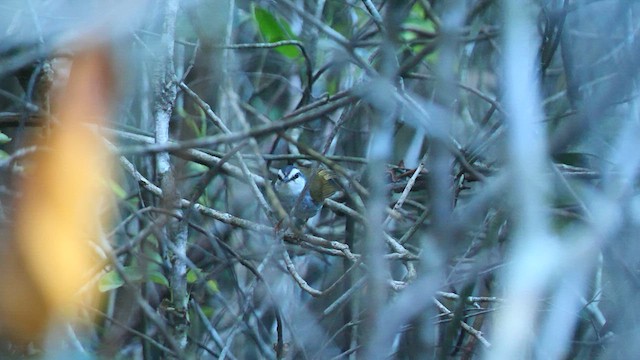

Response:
(119, 95), (356, 155)
(382, 161), (425, 227)
(433, 298), (491, 348)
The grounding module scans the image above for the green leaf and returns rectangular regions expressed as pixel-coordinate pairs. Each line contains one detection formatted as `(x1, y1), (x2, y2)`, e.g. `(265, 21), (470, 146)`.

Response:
(200, 305), (214, 317)
(252, 6), (300, 59)
(402, 3), (437, 54)
(187, 268), (203, 283)
(98, 270), (124, 292)
(327, 77), (339, 96)
(144, 247), (163, 262)
(183, 109), (206, 138)
(189, 161), (209, 173)
(149, 270), (169, 288)
(0, 132), (11, 144)
(98, 266), (146, 292)
(406, 3), (436, 33)
(206, 280), (219, 293)
(122, 266), (144, 282)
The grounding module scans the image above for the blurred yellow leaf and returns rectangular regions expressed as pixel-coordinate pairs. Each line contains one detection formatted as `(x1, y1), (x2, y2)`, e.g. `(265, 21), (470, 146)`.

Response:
(0, 46), (115, 342)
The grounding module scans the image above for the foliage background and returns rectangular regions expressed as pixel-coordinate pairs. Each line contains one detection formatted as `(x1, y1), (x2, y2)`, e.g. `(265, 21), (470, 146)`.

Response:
(0, 0), (638, 359)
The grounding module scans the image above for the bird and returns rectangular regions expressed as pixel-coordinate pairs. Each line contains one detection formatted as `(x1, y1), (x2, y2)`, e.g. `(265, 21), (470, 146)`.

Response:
(274, 165), (337, 223)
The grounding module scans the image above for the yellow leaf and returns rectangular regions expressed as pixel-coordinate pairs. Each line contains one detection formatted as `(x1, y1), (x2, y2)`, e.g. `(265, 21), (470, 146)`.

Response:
(0, 46), (115, 342)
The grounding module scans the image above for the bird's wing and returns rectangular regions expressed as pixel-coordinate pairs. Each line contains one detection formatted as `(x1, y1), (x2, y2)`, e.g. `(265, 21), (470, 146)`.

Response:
(308, 168), (338, 203)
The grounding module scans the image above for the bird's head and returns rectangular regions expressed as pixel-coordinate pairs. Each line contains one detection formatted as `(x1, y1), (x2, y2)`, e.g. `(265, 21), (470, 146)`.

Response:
(276, 165), (307, 195)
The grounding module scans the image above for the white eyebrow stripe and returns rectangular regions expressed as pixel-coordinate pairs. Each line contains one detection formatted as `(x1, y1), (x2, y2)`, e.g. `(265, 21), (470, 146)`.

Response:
(288, 168), (301, 178)
(277, 170), (285, 181)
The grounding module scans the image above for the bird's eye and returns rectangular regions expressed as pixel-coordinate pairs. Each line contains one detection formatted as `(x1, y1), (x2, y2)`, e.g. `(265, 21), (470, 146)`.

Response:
(292, 173), (300, 180)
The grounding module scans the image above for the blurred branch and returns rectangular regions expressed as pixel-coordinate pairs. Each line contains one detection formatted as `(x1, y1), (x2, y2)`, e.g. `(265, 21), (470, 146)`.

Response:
(109, 128), (265, 185)
(489, 0), (556, 357)
(405, 73), (506, 114)
(119, 94), (356, 155)
(0, 145), (40, 169)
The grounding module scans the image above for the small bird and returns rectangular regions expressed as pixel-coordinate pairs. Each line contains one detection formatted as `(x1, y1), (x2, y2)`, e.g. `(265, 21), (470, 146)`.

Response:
(274, 165), (337, 223)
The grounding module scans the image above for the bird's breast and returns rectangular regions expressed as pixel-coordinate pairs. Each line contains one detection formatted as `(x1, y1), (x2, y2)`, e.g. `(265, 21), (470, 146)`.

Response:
(275, 183), (321, 219)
